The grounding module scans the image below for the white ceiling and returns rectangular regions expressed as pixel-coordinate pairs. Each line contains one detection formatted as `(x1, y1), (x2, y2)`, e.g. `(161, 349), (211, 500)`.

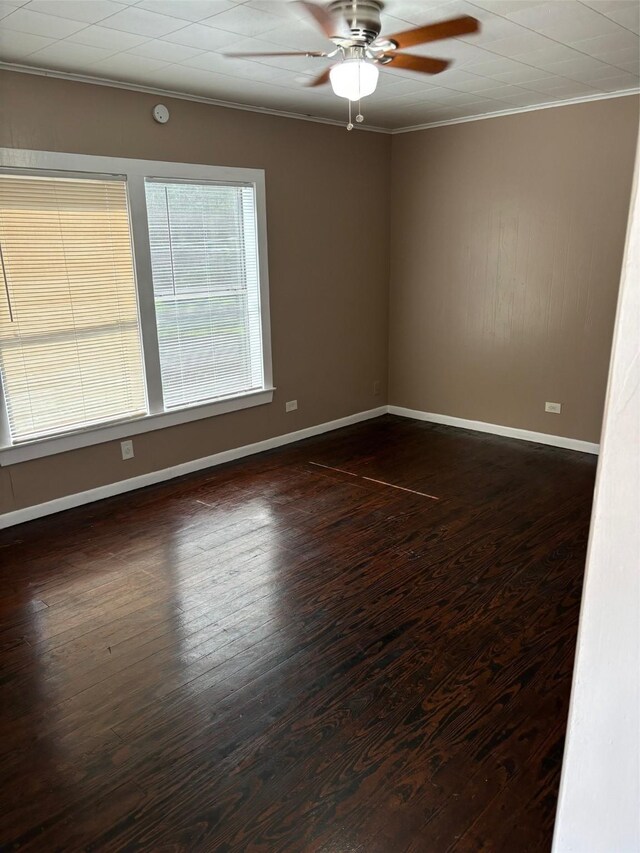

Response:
(0, 0), (638, 130)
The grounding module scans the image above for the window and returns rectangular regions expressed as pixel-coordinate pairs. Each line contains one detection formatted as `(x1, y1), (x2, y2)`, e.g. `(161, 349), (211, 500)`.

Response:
(0, 174), (147, 443)
(145, 180), (263, 409)
(0, 149), (273, 465)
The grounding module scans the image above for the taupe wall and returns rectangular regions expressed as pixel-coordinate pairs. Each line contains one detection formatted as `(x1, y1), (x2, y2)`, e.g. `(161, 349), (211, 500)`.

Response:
(389, 95), (639, 443)
(0, 71), (637, 516)
(0, 70), (391, 513)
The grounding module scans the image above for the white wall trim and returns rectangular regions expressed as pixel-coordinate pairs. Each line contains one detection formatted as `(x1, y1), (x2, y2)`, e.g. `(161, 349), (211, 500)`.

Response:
(0, 63), (390, 134)
(390, 88), (640, 134)
(0, 388), (275, 466)
(2, 64), (638, 138)
(388, 406), (600, 454)
(0, 404), (600, 528)
(0, 407), (387, 529)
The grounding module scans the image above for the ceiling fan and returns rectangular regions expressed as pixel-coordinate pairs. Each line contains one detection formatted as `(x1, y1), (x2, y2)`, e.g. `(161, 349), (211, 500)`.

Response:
(226, 0), (480, 124)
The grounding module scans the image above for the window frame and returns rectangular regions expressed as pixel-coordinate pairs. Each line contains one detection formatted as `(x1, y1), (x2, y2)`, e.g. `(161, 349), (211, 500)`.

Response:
(0, 148), (274, 466)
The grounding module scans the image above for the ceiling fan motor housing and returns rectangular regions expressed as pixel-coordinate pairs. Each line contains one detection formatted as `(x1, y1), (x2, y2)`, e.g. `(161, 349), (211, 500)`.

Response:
(328, 0), (384, 44)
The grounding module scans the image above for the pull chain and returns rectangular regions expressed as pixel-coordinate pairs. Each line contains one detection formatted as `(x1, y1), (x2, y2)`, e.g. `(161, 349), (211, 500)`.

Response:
(345, 60), (365, 130)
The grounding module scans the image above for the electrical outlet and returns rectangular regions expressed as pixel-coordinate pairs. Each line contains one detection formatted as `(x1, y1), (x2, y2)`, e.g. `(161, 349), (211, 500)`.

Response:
(285, 400), (298, 413)
(121, 439), (134, 460)
(373, 380), (381, 396)
(545, 402), (562, 414)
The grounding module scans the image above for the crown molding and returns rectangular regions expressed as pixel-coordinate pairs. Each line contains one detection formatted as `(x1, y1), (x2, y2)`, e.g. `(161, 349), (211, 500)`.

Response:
(0, 63), (391, 134)
(1, 63), (638, 136)
(390, 88), (640, 134)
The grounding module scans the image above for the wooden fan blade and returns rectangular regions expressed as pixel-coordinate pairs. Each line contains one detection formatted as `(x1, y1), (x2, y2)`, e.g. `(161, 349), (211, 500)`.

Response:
(307, 67), (332, 87)
(385, 53), (451, 74)
(226, 50), (329, 57)
(386, 15), (479, 50)
(296, 1), (338, 39)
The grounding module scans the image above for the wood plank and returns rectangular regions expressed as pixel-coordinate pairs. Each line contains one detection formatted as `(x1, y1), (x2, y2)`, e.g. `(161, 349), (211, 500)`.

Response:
(0, 416), (595, 851)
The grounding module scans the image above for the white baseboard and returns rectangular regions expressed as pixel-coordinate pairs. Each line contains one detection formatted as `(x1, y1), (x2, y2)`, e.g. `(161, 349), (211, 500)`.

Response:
(388, 406), (600, 455)
(0, 403), (599, 529)
(0, 406), (387, 529)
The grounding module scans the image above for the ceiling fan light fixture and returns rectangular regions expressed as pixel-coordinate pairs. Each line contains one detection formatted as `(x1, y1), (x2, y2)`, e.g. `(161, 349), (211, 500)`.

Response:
(329, 59), (379, 100)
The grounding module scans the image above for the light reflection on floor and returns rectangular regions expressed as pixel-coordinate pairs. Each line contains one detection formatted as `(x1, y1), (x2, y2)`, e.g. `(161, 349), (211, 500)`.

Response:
(26, 489), (302, 779)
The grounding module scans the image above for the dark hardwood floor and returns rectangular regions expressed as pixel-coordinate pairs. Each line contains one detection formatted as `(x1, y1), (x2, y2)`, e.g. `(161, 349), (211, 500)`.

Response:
(0, 415), (597, 852)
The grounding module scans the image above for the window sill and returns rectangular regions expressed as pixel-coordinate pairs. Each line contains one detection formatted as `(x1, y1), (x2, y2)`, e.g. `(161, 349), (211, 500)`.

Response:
(0, 387), (275, 466)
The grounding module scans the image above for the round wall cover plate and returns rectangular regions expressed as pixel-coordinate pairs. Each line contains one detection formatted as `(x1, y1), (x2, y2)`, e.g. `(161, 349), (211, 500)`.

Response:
(152, 104), (169, 124)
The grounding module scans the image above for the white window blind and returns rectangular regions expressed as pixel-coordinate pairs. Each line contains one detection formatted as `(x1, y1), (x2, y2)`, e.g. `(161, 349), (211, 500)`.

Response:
(145, 179), (264, 410)
(0, 174), (147, 443)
